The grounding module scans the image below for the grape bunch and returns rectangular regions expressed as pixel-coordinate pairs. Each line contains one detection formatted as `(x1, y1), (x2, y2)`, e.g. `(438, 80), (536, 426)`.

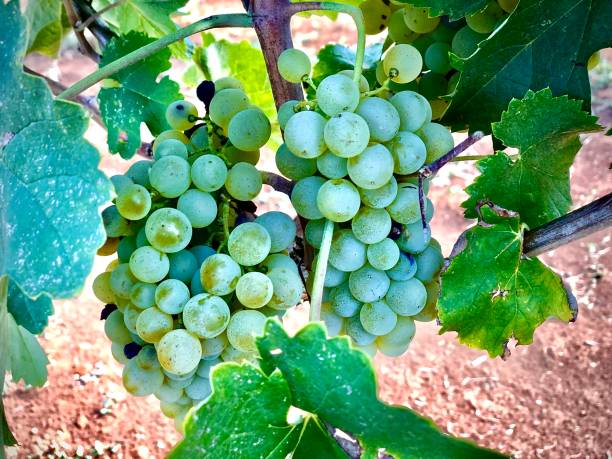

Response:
(275, 48), (450, 357)
(93, 80), (304, 431)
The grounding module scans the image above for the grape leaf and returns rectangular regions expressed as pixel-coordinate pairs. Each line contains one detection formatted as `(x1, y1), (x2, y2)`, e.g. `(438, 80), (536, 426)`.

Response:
(439, 206), (575, 358)
(392, 0), (488, 20)
(25, 0), (68, 56)
(258, 321), (506, 459)
(1, 400), (17, 447)
(7, 313), (49, 387)
(462, 89), (601, 228)
(0, 0), (111, 299)
(98, 32), (182, 158)
(0, 276), (18, 449)
(443, 0), (612, 133)
(312, 44), (382, 90)
(7, 281), (53, 335)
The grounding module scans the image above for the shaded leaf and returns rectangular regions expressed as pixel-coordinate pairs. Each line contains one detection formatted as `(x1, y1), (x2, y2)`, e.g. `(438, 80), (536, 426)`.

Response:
(463, 89), (601, 228)
(7, 280), (53, 335)
(1, 399), (17, 447)
(98, 32), (182, 158)
(8, 313), (49, 387)
(0, 276), (17, 449)
(439, 206), (574, 358)
(312, 44), (382, 89)
(392, 0), (488, 20)
(25, 0), (67, 56)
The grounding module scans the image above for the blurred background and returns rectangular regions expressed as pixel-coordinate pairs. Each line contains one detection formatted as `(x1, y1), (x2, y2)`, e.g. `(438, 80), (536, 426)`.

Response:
(6, 1), (612, 457)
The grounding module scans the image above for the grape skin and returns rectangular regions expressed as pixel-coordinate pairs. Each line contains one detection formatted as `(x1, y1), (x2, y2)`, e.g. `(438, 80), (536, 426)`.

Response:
(347, 144), (395, 190)
(182, 293), (231, 338)
(236, 272), (274, 309)
(227, 222), (271, 267)
(284, 111), (328, 159)
(351, 207), (392, 244)
(383, 44), (423, 83)
(360, 300), (398, 336)
(157, 329), (203, 375)
(385, 278), (427, 316)
(323, 112), (370, 158)
(226, 310), (267, 352)
(275, 144), (317, 181)
(355, 97), (400, 143)
(225, 162), (262, 202)
(316, 74), (360, 117)
(277, 48), (312, 83)
(329, 229), (367, 273)
(291, 176), (326, 220)
(200, 254), (242, 296)
(316, 179), (361, 223)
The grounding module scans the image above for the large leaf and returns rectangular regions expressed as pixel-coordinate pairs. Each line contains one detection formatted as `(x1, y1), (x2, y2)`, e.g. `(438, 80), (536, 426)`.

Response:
(439, 206), (575, 358)
(1, 400), (17, 448)
(7, 281), (53, 335)
(463, 89), (601, 228)
(98, 32), (182, 158)
(0, 276), (17, 451)
(443, 0), (612, 133)
(7, 313), (49, 387)
(0, 0), (111, 299)
(312, 44), (382, 89)
(392, 0), (488, 20)
(25, 0), (67, 56)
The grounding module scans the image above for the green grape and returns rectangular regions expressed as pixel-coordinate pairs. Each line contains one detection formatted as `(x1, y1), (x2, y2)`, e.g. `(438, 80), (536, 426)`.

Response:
(316, 151), (348, 179)
(226, 310), (267, 352)
(367, 238), (400, 271)
(123, 303), (140, 333)
(111, 174), (133, 196)
(284, 111), (327, 158)
(321, 260), (349, 288)
(266, 268), (303, 310)
(116, 184), (151, 221)
(155, 382), (183, 403)
(223, 145), (260, 166)
(385, 278), (427, 316)
(278, 100), (299, 130)
(164, 367), (196, 383)
(111, 341), (129, 365)
(168, 250), (198, 283)
(383, 44), (423, 83)
(150, 155), (191, 198)
(93, 271), (115, 303)
(588, 51), (601, 70)
(451, 26), (488, 59)
(323, 112), (370, 158)
(228, 222), (271, 266)
(197, 357), (221, 378)
(201, 336), (227, 360)
(316, 74), (360, 116)
(190, 245), (215, 265)
(135, 345), (161, 370)
(376, 316), (416, 357)
(104, 309), (132, 344)
(157, 329), (203, 375)
(347, 144), (394, 190)
(386, 131), (427, 174)
(200, 254), (241, 296)
(185, 376), (212, 401)
(329, 229), (367, 272)
(396, 221), (431, 254)
(497, 0), (518, 12)
(291, 176), (325, 220)
(316, 179), (361, 223)
(349, 264), (390, 302)
(215, 76), (244, 92)
(402, 5), (440, 33)
(98, 236), (120, 256)
(110, 263), (138, 298)
(360, 176), (398, 209)
(356, 341), (378, 358)
(375, 61), (387, 86)
(466, 1), (504, 33)
(261, 253), (299, 275)
(337, 70), (369, 92)
(102, 205), (131, 238)
(388, 9), (420, 44)
(413, 280), (439, 322)
(136, 307), (173, 343)
(208, 88), (250, 130)
(425, 42), (452, 74)
(122, 359), (164, 397)
(355, 97), (400, 143)
(145, 208), (192, 254)
(117, 236), (136, 263)
(126, 160), (152, 188)
(114, 295), (129, 312)
(136, 226), (149, 248)
(189, 126), (209, 151)
(225, 162), (263, 201)
(275, 144), (317, 181)
(182, 293), (231, 338)
(176, 189), (217, 229)
(386, 184), (421, 224)
(346, 315), (376, 345)
(254, 211), (296, 253)
(228, 108), (271, 151)
(191, 154), (228, 192)
(389, 91), (432, 132)
(418, 122), (454, 163)
(431, 22), (457, 43)
(304, 219), (326, 249)
(387, 252), (417, 281)
(130, 282), (157, 309)
(331, 283), (362, 317)
(152, 130), (189, 156)
(235, 272), (273, 309)
(129, 246), (170, 283)
(155, 279), (190, 314)
(154, 139), (188, 160)
(351, 207), (392, 244)
(360, 0), (391, 35)
(166, 100), (199, 131)
(277, 48), (312, 83)
(321, 302), (344, 337)
(360, 300), (397, 335)
(419, 72), (448, 101)
(414, 244), (444, 282)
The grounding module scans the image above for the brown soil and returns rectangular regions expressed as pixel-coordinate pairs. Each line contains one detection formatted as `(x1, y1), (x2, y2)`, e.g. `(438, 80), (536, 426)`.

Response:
(5, 5), (612, 458)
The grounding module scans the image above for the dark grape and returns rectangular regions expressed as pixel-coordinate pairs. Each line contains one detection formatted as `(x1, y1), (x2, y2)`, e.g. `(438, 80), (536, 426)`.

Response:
(100, 303), (118, 320)
(196, 80), (216, 111)
(124, 342), (143, 359)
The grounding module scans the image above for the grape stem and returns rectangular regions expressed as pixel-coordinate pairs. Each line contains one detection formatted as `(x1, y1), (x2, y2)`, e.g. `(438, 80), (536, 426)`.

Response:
(420, 131), (485, 178)
(261, 171), (294, 195)
(62, 0), (100, 62)
(309, 219), (334, 322)
(57, 13), (254, 100)
(362, 79), (390, 97)
(75, 0), (126, 32)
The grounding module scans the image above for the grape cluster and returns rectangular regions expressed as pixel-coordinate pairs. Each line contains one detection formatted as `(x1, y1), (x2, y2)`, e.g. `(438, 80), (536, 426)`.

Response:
(275, 48), (450, 357)
(359, 0), (518, 119)
(93, 80), (303, 430)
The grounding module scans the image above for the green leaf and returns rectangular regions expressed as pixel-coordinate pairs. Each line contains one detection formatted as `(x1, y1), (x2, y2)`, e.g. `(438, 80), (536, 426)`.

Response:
(439, 206), (575, 358)
(0, 276), (18, 450)
(258, 321), (506, 459)
(1, 399), (17, 447)
(8, 313), (49, 387)
(393, 0), (488, 20)
(7, 281), (53, 335)
(0, 0), (111, 299)
(443, 0), (612, 133)
(463, 89), (601, 228)
(25, 0), (67, 56)
(98, 32), (182, 158)
(312, 44), (382, 89)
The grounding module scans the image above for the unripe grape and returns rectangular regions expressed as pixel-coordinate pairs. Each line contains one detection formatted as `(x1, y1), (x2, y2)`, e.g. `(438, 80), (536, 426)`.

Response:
(182, 293), (231, 338)
(209, 89), (250, 130)
(135, 307), (173, 343)
(228, 108), (271, 151)
(284, 111), (327, 158)
(347, 144), (394, 190)
(402, 5), (440, 33)
(277, 48), (312, 83)
(360, 300), (397, 335)
(154, 139), (188, 160)
(277, 100), (299, 130)
(157, 329), (202, 375)
(225, 162), (262, 201)
(323, 112), (370, 158)
(291, 176), (326, 220)
(166, 100), (198, 131)
(316, 74), (360, 116)
(226, 310), (267, 352)
(145, 208), (192, 253)
(355, 97), (400, 143)
(191, 154), (227, 192)
(236, 272), (274, 308)
(116, 184), (151, 221)
(200, 254), (242, 296)
(360, 0), (391, 35)
(418, 122), (455, 163)
(317, 179), (361, 223)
